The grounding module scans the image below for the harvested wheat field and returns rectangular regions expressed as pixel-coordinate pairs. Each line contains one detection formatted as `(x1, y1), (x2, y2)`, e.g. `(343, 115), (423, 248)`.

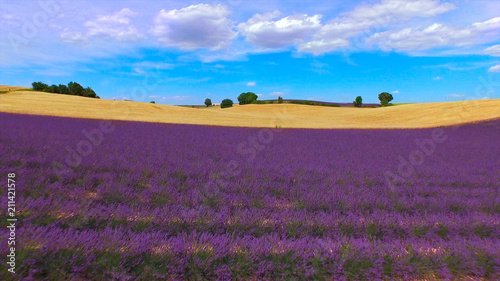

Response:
(0, 85), (31, 92)
(1, 90), (499, 129)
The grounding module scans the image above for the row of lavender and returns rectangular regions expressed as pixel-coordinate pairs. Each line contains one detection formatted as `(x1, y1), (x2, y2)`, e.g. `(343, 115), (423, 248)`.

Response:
(0, 113), (498, 280)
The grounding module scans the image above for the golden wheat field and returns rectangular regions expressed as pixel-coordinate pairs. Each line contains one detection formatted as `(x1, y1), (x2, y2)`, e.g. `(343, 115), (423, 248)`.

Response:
(0, 85), (31, 92)
(1, 89), (499, 129)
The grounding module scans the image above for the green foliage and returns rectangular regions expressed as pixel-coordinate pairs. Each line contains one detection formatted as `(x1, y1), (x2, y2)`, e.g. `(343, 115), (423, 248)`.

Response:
(278, 96), (283, 103)
(32, 82), (48, 91)
(68, 82), (85, 96)
(237, 92), (258, 105)
(44, 84), (60, 93)
(204, 98), (212, 107)
(32, 81), (98, 98)
(221, 98), (233, 108)
(150, 101), (155, 104)
(378, 92), (393, 106)
(83, 87), (96, 98)
(58, 84), (69, 95)
(353, 96), (363, 107)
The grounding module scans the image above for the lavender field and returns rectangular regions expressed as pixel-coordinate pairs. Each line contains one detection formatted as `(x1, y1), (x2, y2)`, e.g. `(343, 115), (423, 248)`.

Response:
(1, 112), (499, 280)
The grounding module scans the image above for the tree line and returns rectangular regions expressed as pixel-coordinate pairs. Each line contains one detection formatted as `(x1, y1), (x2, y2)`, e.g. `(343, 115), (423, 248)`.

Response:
(32, 81), (99, 99)
(207, 91), (394, 109)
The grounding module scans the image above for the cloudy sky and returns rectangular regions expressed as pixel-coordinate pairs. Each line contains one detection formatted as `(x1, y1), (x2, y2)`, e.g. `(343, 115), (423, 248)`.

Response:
(1, 0), (499, 104)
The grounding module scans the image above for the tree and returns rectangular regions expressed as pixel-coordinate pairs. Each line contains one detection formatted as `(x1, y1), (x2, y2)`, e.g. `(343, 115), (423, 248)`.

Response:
(353, 96), (363, 107)
(32, 82), (48, 91)
(378, 92), (393, 106)
(84, 87), (97, 98)
(32, 81), (99, 98)
(237, 92), (258, 105)
(68, 82), (85, 96)
(221, 99), (233, 108)
(150, 101), (155, 104)
(45, 84), (60, 93)
(58, 84), (70, 95)
(204, 98), (212, 107)
(278, 96), (283, 103)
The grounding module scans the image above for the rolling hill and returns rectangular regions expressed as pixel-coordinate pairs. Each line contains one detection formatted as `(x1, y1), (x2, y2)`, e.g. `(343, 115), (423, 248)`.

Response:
(1, 89), (499, 129)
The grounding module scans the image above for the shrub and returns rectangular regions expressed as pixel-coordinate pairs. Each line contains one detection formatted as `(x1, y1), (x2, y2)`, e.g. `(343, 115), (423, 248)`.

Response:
(84, 87), (97, 98)
(68, 82), (85, 96)
(32, 82), (48, 91)
(44, 84), (60, 93)
(237, 92), (258, 105)
(278, 96), (283, 103)
(353, 96), (363, 107)
(58, 84), (70, 95)
(150, 101), (155, 104)
(221, 99), (233, 108)
(379, 92), (393, 106)
(32, 81), (99, 98)
(204, 98), (212, 107)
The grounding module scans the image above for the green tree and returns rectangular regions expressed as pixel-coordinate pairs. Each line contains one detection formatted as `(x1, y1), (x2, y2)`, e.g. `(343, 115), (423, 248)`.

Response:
(378, 92), (393, 106)
(32, 82), (48, 91)
(221, 99), (233, 108)
(84, 87), (97, 98)
(68, 82), (85, 96)
(278, 96), (283, 103)
(353, 96), (363, 107)
(150, 101), (155, 104)
(237, 92), (258, 105)
(204, 98), (212, 107)
(58, 84), (70, 95)
(45, 84), (60, 93)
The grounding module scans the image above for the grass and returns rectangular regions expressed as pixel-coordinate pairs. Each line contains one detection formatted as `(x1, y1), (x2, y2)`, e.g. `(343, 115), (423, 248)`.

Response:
(1, 89), (500, 129)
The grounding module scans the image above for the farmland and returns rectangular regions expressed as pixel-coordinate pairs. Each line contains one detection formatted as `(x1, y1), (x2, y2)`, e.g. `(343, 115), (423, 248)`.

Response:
(1, 90), (500, 129)
(0, 112), (498, 280)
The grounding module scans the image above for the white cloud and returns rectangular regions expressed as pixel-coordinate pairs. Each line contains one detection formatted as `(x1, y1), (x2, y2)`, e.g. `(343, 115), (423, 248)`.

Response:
(299, 0), (455, 54)
(446, 93), (465, 99)
(367, 17), (500, 51)
(484, 45), (500, 56)
(392, 90), (399, 94)
(269, 91), (285, 97)
(488, 64), (500, 72)
(161, 95), (190, 101)
(61, 8), (144, 42)
(151, 4), (237, 50)
(149, 95), (159, 98)
(238, 11), (322, 49)
(172, 95), (190, 101)
(298, 39), (350, 55)
(246, 81), (256, 86)
(134, 61), (175, 69)
(132, 61), (176, 74)
(257, 93), (264, 98)
(433, 76), (443, 80)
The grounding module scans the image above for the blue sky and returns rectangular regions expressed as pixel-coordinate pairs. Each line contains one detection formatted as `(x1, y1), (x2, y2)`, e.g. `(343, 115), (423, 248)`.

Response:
(1, 0), (499, 104)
